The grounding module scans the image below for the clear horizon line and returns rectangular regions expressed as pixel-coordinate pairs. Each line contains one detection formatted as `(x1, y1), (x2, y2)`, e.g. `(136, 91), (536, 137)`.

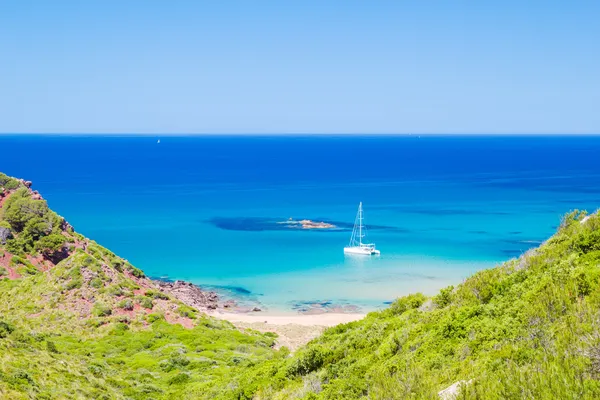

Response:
(1, 132), (600, 136)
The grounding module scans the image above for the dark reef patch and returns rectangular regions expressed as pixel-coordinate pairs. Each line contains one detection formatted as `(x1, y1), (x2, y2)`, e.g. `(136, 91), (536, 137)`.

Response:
(290, 300), (362, 314)
(207, 217), (407, 233)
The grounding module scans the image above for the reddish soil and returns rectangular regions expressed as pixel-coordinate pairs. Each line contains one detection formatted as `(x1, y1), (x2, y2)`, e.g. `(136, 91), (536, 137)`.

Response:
(1, 180), (199, 331)
(26, 254), (51, 272)
(0, 191), (13, 208)
(0, 251), (21, 279)
(164, 311), (195, 329)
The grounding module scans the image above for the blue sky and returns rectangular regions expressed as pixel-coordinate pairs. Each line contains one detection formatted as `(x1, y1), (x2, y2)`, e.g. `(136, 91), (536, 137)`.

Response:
(1, 0), (599, 134)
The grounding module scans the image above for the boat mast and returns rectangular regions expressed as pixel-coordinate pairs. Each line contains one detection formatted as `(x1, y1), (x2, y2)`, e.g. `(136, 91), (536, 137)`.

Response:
(358, 202), (363, 246)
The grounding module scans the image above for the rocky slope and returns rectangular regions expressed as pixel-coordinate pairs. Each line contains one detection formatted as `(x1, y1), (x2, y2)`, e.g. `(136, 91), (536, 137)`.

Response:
(0, 173), (229, 325)
(0, 172), (280, 399)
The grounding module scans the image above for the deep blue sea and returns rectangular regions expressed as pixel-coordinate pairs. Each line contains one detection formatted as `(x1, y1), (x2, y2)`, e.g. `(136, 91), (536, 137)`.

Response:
(1, 135), (599, 313)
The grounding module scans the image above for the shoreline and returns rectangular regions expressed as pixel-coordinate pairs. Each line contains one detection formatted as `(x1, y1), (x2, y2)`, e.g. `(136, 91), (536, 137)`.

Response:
(209, 311), (366, 327)
(208, 311), (366, 350)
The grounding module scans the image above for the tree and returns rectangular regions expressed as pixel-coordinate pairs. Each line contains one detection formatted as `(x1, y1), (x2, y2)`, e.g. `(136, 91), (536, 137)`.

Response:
(35, 234), (67, 261)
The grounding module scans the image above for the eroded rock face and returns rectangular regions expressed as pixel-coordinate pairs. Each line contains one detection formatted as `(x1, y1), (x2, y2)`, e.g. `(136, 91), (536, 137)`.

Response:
(155, 280), (220, 311)
(0, 227), (12, 244)
(21, 180), (33, 188)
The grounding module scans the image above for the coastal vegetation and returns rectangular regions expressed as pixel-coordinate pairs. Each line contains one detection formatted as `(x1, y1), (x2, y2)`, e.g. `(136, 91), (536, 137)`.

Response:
(1, 172), (600, 399)
(205, 210), (600, 399)
(0, 174), (281, 399)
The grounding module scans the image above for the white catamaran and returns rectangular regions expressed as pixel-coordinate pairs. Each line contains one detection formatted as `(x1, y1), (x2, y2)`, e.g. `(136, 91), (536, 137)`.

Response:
(344, 202), (381, 255)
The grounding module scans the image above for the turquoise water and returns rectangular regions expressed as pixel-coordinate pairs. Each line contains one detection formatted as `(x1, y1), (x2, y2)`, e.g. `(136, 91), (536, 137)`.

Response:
(1, 135), (599, 313)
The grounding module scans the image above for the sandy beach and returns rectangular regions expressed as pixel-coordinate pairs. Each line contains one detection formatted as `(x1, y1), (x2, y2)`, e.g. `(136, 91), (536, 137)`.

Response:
(210, 312), (365, 350)
(212, 312), (365, 326)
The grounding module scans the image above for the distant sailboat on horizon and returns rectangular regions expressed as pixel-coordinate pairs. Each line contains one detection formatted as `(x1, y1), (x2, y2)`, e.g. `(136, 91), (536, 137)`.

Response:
(344, 202), (380, 255)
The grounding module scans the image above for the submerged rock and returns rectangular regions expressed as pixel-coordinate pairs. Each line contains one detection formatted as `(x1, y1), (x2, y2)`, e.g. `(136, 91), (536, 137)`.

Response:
(223, 299), (237, 308)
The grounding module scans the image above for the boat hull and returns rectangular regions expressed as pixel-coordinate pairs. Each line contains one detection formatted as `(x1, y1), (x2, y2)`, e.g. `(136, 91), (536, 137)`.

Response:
(344, 246), (380, 255)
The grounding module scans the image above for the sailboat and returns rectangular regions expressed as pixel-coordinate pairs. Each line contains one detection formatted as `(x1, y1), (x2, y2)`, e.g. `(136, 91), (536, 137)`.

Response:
(344, 202), (381, 255)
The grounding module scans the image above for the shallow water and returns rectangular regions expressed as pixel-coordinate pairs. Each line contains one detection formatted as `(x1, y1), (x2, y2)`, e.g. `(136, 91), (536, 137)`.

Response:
(2, 134), (599, 312)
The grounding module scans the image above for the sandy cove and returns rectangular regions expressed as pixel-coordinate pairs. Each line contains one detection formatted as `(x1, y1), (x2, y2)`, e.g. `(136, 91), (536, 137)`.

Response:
(209, 312), (366, 350)
(212, 312), (365, 326)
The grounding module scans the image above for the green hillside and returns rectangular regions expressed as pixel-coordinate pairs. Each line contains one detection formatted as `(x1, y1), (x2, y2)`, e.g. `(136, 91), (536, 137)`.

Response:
(0, 173), (282, 399)
(226, 210), (600, 399)
(2, 171), (600, 399)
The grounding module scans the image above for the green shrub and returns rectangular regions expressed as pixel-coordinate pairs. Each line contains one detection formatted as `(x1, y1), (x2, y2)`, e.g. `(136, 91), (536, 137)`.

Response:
(177, 305), (197, 319)
(115, 315), (130, 324)
(107, 285), (124, 296)
(65, 279), (82, 290)
(144, 289), (169, 300)
(167, 372), (190, 385)
(110, 258), (124, 272)
(4, 238), (23, 255)
(0, 321), (15, 338)
(0, 173), (19, 190)
(92, 303), (112, 317)
(287, 346), (328, 377)
(125, 264), (145, 278)
(137, 296), (153, 309)
(46, 340), (59, 353)
(146, 313), (164, 323)
(110, 322), (129, 334)
(88, 363), (105, 378)
(118, 299), (134, 311)
(18, 263), (39, 276)
(82, 256), (95, 267)
(433, 285), (454, 308)
(89, 277), (103, 289)
(34, 233), (66, 257)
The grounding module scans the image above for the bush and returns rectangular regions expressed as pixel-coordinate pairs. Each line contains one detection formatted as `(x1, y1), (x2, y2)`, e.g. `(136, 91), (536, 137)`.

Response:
(65, 279), (82, 290)
(118, 299), (134, 311)
(0, 173), (19, 190)
(46, 341), (59, 353)
(433, 285), (454, 308)
(137, 296), (153, 309)
(107, 285), (124, 296)
(144, 290), (169, 300)
(177, 305), (197, 319)
(110, 258), (124, 272)
(168, 372), (191, 385)
(34, 234), (66, 257)
(110, 322), (129, 334)
(89, 278), (103, 289)
(1, 188), (64, 255)
(0, 321), (15, 338)
(287, 347), (328, 377)
(126, 264), (145, 278)
(92, 303), (112, 317)
(146, 313), (164, 323)
(115, 315), (130, 324)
